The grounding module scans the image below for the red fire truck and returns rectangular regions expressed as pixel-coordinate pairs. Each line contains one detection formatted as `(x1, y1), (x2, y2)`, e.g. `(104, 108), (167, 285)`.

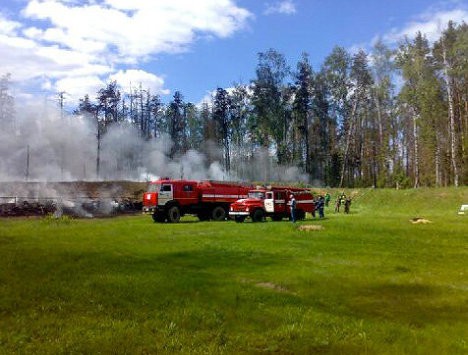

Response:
(229, 186), (314, 222)
(142, 178), (253, 223)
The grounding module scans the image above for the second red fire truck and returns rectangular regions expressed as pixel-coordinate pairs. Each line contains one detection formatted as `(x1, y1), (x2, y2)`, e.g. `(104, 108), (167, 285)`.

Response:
(229, 186), (315, 222)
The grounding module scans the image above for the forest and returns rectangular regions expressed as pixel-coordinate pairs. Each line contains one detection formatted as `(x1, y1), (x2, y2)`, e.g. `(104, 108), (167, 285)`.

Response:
(1, 21), (467, 187)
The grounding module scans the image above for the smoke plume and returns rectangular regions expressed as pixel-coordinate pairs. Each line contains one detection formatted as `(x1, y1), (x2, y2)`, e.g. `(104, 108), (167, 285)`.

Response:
(0, 101), (310, 184)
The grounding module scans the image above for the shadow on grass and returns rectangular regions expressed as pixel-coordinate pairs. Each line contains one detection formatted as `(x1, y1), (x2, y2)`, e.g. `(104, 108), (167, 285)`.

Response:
(346, 282), (468, 325)
(3, 247), (295, 311)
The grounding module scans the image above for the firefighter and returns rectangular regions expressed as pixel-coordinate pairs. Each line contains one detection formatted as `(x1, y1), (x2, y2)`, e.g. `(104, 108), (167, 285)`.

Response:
(289, 194), (297, 223)
(334, 196), (341, 213)
(335, 192), (346, 213)
(325, 192), (331, 207)
(317, 195), (325, 218)
(344, 197), (352, 214)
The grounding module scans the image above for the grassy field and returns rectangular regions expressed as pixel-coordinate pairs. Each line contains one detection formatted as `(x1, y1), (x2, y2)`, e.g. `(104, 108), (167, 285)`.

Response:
(0, 188), (467, 353)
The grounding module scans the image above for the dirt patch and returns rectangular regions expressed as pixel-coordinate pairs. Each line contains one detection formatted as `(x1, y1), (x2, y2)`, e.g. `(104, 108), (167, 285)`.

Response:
(298, 224), (324, 231)
(239, 278), (295, 294)
(410, 217), (432, 224)
(255, 282), (294, 294)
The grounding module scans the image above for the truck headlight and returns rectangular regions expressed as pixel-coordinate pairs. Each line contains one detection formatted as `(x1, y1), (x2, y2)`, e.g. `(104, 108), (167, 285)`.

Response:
(246, 207), (249, 212)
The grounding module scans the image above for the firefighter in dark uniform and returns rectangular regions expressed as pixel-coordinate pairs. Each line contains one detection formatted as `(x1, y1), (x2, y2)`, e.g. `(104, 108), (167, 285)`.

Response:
(316, 195), (325, 218)
(344, 197), (352, 214)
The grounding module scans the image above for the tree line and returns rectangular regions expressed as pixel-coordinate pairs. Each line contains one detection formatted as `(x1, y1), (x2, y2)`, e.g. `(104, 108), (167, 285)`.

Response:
(2, 21), (467, 187)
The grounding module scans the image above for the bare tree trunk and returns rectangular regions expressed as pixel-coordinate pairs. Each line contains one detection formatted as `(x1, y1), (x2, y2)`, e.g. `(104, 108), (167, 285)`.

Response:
(339, 98), (358, 188)
(461, 92), (467, 162)
(375, 94), (384, 182)
(412, 109), (420, 188)
(435, 132), (441, 186)
(442, 43), (459, 186)
(304, 113), (310, 173)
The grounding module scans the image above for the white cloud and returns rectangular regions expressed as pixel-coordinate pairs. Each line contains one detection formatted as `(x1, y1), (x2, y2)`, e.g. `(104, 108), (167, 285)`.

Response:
(264, 0), (296, 15)
(0, 0), (252, 103)
(383, 8), (468, 44)
(54, 75), (104, 101)
(21, 0), (253, 60)
(109, 69), (170, 96)
(0, 14), (21, 35)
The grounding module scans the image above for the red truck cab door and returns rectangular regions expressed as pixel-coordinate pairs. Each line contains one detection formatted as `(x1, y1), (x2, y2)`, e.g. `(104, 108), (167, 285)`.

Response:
(264, 191), (274, 213)
(274, 191), (287, 214)
(159, 183), (173, 206)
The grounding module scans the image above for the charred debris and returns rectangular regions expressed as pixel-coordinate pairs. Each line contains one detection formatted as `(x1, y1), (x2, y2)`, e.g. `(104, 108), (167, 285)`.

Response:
(0, 181), (145, 218)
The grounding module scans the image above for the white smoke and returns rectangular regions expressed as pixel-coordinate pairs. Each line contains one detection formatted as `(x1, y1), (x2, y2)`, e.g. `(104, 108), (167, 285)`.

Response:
(0, 104), (96, 181)
(0, 101), (310, 184)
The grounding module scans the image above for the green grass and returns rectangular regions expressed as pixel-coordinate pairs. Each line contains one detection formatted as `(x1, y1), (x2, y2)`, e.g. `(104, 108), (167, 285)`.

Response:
(0, 188), (467, 353)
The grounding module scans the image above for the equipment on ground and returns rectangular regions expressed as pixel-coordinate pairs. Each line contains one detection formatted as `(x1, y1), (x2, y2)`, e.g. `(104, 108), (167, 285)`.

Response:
(458, 204), (468, 215)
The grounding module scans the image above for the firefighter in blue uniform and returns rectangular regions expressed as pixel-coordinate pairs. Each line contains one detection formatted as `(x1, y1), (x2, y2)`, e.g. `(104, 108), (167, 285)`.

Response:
(316, 195), (325, 218)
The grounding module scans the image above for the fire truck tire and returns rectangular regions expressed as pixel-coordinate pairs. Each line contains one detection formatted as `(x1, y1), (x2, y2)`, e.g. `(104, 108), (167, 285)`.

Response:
(167, 206), (181, 223)
(251, 209), (264, 222)
(152, 213), (166, 223)
(211, 206), (227, 221)
(235, 216), (246, 223)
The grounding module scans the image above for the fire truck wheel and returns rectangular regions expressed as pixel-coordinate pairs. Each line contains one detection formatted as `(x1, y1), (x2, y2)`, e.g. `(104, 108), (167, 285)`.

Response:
(167, 205), (181, 223)
(251, 209), (264, 222)
(235, 216), (246, 223)
(211, 206), (227, 221)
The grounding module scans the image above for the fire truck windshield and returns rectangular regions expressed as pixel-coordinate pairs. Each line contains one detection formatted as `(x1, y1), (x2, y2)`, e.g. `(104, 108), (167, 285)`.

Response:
(248, 191), (265, 199)
(147, 184), (161, 192)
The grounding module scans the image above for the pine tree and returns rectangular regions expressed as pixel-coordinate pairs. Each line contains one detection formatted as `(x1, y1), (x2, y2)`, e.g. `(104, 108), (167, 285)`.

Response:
(149, 94), (164, 139)
(321, 46), (352, 186)
(167, 91), (188, 158)
(292, 53), (313, 173)
(370, 40), (396, 187)
(213, 88), (232, 172)
(185, 102), (203, 150)
(229, 84), (252, 179)
(97, 81), (121, 128)
(251, 49), (291, 163)
(311, 72), (334, 185)
(347, 49), (373, 187)
(396, 33), (445, 187)
(434, 21), (467, 186)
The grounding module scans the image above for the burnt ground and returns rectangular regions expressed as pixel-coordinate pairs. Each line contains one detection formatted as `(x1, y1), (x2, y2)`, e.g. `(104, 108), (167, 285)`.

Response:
(0, 181), (147, 217)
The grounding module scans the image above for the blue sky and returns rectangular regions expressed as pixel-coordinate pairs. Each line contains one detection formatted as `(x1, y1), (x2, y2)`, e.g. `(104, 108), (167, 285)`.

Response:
(1, 0), (467, 106)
